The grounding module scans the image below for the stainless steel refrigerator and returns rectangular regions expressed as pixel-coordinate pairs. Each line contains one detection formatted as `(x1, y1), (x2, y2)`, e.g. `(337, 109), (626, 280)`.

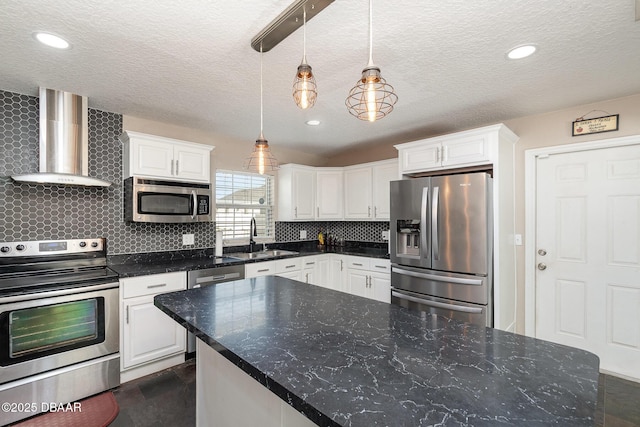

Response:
(390, 172), (493, 326)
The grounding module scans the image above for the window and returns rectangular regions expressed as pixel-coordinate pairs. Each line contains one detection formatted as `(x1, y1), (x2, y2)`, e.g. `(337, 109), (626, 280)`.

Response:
(215, 170), (275, 242)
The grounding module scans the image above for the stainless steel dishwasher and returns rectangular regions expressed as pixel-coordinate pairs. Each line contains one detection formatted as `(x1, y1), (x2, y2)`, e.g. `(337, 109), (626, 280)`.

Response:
(186, 264), (244, 353)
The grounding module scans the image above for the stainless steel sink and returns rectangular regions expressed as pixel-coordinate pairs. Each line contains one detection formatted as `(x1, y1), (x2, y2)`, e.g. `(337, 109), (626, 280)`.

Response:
(226, 249), (299, 260)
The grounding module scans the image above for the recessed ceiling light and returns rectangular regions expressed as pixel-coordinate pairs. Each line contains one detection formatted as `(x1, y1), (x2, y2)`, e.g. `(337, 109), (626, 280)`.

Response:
(306, 120), (321, 126)
(506, 44), (537, 60)
(34, 32), (70, 49)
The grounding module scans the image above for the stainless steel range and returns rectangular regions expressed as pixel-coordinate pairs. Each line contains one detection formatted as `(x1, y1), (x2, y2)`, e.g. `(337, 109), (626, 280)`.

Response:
(0, 238), (120, 425)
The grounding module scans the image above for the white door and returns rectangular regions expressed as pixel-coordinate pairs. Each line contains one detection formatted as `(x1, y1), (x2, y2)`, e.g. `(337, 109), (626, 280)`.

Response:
(372, 161), (398, 220)
(174, 145), (211, 182)
(293, 169), (315, 220)
(534, 143), (640, 380)
(344, 167), (372, 219)
(316, 170), (343, 219)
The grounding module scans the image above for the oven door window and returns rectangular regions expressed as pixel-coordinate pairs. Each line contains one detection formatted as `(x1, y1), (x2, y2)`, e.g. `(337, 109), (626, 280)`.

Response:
(138, 192), (193, 215)
(1, 297), (106, 366)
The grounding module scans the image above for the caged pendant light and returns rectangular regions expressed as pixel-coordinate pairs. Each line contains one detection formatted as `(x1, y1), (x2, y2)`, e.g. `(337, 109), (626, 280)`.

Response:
(292, 7), (317, 109)
(345, 0), (397, 122)
(244, 45), (279, 175)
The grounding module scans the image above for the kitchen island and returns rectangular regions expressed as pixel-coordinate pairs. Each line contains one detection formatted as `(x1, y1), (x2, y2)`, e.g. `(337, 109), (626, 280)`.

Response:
(154, 276), (599, 426)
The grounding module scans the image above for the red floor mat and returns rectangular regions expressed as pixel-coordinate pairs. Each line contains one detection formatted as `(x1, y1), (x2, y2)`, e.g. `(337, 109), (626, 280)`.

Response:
(11, 391), (119, 427)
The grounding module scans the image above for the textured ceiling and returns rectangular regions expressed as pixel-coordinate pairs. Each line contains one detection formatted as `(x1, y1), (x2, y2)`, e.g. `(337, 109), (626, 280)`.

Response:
(1, 1), (640, 156)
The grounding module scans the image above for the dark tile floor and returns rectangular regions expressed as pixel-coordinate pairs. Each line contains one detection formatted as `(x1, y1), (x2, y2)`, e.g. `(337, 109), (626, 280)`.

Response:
(109, 360), (640, 426)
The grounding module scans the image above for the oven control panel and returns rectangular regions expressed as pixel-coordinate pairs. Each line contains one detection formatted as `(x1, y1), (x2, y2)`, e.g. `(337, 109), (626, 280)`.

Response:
(0, 239), (104, 257)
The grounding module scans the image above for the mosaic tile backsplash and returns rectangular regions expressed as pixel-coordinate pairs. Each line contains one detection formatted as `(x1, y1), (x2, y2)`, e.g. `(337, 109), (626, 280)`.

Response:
(0, 90), (215, 254)
(1, 90), (387, 254)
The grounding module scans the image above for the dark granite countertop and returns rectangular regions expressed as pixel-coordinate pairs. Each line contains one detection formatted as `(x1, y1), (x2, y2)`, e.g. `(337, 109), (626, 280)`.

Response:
(154, 276), (599, 426)
(109, 243), (389, 278)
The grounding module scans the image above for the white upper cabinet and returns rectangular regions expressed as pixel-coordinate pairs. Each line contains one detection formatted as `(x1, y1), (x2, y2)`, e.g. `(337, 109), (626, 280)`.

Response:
(396, 126), (498, 174)
(316, 169), (344, 219)
(344, 166), (373, 220)
(371, 160), (398, 220)
(121, 131), (213, 182)
(277, 164), (316, 221)
(344, 159), (397, 221)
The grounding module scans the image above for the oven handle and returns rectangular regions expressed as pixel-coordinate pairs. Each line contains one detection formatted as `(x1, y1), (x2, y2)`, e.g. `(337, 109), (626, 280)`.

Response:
(191, 190), (197, 220)
(392, 266), (483, 286)
(392, 290), (483, 314)
(0, 281), (118, 304)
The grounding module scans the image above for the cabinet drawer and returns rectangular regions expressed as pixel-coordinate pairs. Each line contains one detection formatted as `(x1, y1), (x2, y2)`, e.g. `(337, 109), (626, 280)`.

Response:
(370, 259), (391, 273)
(346, 256), (370, 270)
(121, 272), (186, 299)
(301, 256), (319, 270)
(245, 261), (276, 278)
(276, 258), (302, 274)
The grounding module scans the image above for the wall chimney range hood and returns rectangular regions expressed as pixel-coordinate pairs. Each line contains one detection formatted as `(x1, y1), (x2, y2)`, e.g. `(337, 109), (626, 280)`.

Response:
(11, 88), (112, 187)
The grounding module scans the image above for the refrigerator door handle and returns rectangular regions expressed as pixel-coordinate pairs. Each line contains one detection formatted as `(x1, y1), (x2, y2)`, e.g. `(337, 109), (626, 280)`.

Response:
(432, 186), (440, 260)
(392, 266), (484, 286)
(392, 290), (483, 314)
(420, 186), (429, 258)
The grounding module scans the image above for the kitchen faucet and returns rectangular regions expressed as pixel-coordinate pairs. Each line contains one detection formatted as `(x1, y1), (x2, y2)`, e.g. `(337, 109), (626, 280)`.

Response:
(250, 217), (257, 252)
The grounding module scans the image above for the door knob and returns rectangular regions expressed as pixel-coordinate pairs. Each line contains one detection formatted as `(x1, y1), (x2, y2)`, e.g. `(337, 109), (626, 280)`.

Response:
(538, 249), (547, 256)
(537, 263), (547, 271)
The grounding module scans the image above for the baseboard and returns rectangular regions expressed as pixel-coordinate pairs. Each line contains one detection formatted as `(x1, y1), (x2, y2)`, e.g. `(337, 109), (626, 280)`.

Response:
(120, 353), (185, 383)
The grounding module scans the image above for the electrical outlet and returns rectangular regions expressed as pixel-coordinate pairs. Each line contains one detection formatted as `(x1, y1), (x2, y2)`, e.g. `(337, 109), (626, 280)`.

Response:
(300, 230), (307, 239)
(182, 234), (195, 245)
(381, 230), (390, 241)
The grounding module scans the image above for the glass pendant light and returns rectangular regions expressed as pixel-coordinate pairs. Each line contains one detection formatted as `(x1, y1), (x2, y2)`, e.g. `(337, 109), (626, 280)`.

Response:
(292, 7), (317, 109)
(245, 45), (279, 175)
(345, 0), (397, 122)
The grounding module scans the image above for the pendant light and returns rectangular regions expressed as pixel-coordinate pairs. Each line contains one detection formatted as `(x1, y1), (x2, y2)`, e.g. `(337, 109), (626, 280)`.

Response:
(292, 7), (317, 109)
(345, 0), (397, 122)
(244, 45), (279, 175)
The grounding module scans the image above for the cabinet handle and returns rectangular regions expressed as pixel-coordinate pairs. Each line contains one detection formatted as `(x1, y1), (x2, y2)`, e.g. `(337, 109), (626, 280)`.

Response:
(171, 160), (175, 175)
(126, 305), (129, 324)
(340, 260), (343, 271)
(294, 207), (297, 218)
(374, 206), (377, 218)
(374, 265), (387, 269)
(368, 206), (371, 217)
(147, 283), (167, 289)
(285, 264), (296, 269)
(317, 207), (319, 217)
(257, 268), (270, 273)
(305, 273), (309, 283)
(436, 147), (440, 163)
(305, 262), (315, 266)
(353, 263), (363, 266)
(176, 160), (179, 175)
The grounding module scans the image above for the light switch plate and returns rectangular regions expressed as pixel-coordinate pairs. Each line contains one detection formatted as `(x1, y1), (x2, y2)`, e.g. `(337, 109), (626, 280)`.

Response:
(300, 230), (307, 239)
(182, 234), (195, 245)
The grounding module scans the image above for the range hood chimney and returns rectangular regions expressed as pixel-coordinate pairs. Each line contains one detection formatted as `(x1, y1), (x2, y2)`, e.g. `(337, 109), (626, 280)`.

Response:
(11, 88), (112, 187)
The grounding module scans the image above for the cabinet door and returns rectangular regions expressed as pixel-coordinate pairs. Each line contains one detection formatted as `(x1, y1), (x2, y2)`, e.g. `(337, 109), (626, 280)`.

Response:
(122, 295), (186, 369)
(399, 142), (441, 173)
(441, 133), (490, 168)
(174, 144), (211, 182)
(316, 170), (343, 219)
(369, 273), (391, 303)
(302, 257), (319, 285)
(131, 138), (175, 178)
(372, 161), (398, 220)
(329, 256), (347, 292)
(344, 167), (373, 219)
(293, 169), (316, 220)
(346, 270), (369, 299)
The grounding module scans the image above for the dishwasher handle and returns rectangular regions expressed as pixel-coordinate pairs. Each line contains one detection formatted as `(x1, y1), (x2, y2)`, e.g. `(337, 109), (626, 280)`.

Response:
(195, 272), (241, 285)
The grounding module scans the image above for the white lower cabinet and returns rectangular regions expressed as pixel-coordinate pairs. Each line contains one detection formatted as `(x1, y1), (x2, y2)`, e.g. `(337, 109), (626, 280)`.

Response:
(245, 261), (276, 278)
(120, 271), (186, 382)
(301, 257), (318, 284)
(345, 256), (391, 303)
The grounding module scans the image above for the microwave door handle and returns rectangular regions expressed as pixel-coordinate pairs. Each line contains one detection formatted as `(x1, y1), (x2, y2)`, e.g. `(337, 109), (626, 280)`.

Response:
(420, 186), (429, 257)
(191, 190), (197, 219)
(432, 186), (439, 260)
(392, 290), (483, 314)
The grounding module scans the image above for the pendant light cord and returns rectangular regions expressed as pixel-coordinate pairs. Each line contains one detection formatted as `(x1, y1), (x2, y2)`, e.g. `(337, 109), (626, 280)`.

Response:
(367, 0), (374, 67)
(303, 7), (307, 61)
(260, 44), (264, 135)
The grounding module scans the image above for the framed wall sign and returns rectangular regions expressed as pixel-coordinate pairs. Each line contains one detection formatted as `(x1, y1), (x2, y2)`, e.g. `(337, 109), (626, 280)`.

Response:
(572, 114), (619, 136)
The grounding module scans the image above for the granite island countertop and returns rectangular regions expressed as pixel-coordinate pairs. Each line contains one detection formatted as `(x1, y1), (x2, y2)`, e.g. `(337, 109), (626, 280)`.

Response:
(154, 276), (599, 426)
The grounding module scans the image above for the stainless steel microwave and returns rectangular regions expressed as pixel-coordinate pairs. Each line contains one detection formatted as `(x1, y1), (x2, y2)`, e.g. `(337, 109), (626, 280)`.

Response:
(124, 177), (212, 223)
